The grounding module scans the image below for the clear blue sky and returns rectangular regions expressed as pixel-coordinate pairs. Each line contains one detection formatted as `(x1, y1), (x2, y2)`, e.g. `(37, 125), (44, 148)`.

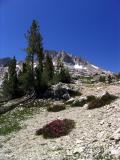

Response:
(0, 0), (120, 72)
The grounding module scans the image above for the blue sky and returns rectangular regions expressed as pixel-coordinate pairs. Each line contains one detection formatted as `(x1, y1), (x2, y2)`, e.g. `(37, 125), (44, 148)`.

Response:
(0, 0), (120, 72)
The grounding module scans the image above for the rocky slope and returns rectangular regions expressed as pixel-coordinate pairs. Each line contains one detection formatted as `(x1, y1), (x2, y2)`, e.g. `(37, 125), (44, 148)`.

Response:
(0, 83), (120, 160)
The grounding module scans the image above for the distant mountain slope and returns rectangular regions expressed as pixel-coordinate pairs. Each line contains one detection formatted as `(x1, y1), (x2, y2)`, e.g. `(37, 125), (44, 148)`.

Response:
(0, 50), (111, 86)
(0, 57), (11, 67)
(44, 50), (111, 76)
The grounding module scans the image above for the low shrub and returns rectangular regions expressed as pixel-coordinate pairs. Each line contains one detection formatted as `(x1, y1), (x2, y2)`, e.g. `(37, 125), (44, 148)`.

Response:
(47, 104), (66, 112)
(36, 119), (75, 138)
(101, 92), (117, 103)
(88, 92), (118, 109)
(87, 95), (96, 102)
(87, 98), (101, 109)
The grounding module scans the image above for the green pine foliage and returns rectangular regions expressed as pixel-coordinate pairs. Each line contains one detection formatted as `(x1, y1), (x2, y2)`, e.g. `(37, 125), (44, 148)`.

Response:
(55, 58), (71, 83)
(44, 53), (54, 82)
(25, 20), (43, 84)
(59, 67), (71, 83)
(99, 76), (106, 83)
(18, 65), (34, 95)
(2, 73), (10, 99)
(2, 57), (19, 99)
(25, 20), (44, 95)
(40, 71), (49, 93)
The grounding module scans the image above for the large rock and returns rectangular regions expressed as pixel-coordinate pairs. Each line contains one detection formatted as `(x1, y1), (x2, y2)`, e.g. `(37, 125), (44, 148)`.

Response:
(44, 82), (80, 100)
(52, 83), (69, 100)
(66, 96), (88, 107)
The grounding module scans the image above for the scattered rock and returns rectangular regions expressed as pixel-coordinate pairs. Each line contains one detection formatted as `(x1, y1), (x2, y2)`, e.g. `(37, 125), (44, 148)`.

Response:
(0, 144), (3, 148)
(110, 128), (120, 143)
(108, 122), (111, 127)
(73, 146), (84, 154)
(97, 131), (105, 140)
(100, 120), (105, 125)
(110, 145), (120, 158)
(0, 83), (120, 160)
(62, 93), (70, 101)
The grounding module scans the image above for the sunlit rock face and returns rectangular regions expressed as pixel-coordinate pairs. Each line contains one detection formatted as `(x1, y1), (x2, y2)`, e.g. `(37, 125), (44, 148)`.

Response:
(44, 50), (111, 77)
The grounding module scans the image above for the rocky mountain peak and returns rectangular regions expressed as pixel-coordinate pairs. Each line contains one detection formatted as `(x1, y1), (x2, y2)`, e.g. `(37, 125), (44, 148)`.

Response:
(44, 50), (111, 77)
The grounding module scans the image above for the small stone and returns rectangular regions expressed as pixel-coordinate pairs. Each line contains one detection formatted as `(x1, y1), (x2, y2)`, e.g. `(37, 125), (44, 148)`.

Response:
(76, 139), (83, 144)
(100, 120), (104, 125)
(108, 123), (111, 127)
(73, 146), (84, 154)
(0, 144), (3, 148)
(111, 128), (120, 143)
(66, 149), (73, 156)
(97, 131), (105, 139)
(88, 114), (92, 118)
(92, 139), (98, 143)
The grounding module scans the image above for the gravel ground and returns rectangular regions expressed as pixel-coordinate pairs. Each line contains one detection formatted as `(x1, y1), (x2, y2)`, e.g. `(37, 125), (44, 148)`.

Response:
(0, 83), (120, 160)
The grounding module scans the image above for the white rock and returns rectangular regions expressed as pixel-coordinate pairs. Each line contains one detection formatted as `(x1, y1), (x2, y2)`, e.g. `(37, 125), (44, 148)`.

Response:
(66, 149), (73, 156)
(100, 120), (104, 125)
(97, 131), (105, 139)
(110, 146), (120, 158)
(111, 128), (120, 142)
(73, 146), (84, 154)
(76, 139), (83, 144)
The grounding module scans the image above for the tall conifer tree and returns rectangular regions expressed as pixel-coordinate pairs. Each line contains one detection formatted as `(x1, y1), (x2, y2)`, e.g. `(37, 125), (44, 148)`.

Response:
(44, 53), (54, 81)
(2, 57), (19, 99)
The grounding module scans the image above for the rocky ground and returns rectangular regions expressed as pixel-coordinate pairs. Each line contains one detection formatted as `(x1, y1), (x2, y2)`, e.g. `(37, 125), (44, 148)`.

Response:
(0, 82), (120, 160)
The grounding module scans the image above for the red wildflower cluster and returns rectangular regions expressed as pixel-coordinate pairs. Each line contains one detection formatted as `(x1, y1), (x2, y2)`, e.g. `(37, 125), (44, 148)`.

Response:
(36, 119), (75, 138)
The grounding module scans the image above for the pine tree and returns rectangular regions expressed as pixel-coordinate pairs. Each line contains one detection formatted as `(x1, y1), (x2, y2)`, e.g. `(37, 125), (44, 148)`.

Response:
(35, 39), (44, 96)
(44, 53), (54, 81)
(2, 73), (10, 99)
(2, 57), (19, 99)
(25, 20), (42, 77)
(18, 64), (34, 95)
(55, 58), (71, 83)
(36, 29), (43, 68)
(22, 62), (27, 73)
(25, 20), (44, 95)
(8, 57), (19, 98)
(35, 66), (43, 96)
(59, 67), (71, 83)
